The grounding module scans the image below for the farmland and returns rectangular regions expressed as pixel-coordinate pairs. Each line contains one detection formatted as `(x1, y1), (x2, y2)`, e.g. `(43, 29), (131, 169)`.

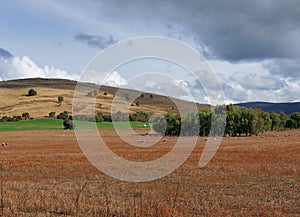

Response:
(0, 119), (149, 132)
(0, 129), (299, 216)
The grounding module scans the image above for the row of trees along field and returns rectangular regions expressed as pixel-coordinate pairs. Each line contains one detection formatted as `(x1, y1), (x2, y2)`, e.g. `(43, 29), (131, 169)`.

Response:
(152, 104), (300, 136)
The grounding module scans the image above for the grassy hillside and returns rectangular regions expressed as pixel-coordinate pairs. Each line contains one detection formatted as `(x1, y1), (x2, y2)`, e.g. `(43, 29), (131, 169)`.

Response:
(235, 101), (300, 114)
(0, 78), (210, 118)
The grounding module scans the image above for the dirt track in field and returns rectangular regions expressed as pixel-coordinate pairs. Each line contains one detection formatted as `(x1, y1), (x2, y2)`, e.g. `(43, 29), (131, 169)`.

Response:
(0, 129), (299, 216)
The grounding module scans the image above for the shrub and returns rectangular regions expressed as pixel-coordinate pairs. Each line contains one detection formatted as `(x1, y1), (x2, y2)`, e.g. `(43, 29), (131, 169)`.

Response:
(13, 115), (22, 121)
(135, 102), (140, 106)
(63, 120), (75, 129)
(27, 89), (37, 96)
(22, 112), (30, 120)
(58, 96), (64, 106)
(103, 114), (112, 122)
(95, 112), (104, 122)
(57, 111), (69, 120)
(49, 112), (56, 118)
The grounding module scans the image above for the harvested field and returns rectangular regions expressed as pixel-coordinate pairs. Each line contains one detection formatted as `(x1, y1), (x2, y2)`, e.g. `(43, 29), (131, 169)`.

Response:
(0, 129), (299, 216)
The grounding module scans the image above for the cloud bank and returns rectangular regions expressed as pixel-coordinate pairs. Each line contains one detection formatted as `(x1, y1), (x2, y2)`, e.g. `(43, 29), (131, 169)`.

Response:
(0, 49), (77, 81)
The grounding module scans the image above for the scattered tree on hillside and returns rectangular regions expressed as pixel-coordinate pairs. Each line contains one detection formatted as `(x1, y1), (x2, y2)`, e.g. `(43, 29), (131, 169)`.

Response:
(22, 112), (30, 120)
(58, 96), (64, 106)
(27, 89), (37, 96)
(49, 111), (56, 118)
(57, 111), (69, 120)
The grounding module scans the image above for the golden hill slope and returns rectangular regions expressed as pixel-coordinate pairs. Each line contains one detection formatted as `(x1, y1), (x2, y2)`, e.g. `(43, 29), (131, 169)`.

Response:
(0, 78), (210, 118)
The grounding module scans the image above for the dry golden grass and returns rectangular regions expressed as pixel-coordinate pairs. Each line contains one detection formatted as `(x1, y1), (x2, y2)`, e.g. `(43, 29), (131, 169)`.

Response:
(0, 78), (210, 118)
(0, 129), (299, 216)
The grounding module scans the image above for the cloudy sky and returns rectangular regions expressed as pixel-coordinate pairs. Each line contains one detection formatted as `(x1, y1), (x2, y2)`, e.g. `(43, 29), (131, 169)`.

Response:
(0, 0), (299, 104)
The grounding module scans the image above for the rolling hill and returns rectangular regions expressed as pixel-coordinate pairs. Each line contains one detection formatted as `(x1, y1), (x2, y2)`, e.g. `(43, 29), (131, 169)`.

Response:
(235, 101), (300, 114)
(0, 78), (210, 118)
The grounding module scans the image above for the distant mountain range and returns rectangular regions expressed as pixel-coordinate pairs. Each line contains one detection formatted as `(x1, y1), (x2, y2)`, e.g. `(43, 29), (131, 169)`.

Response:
(235, 102), (300, 114)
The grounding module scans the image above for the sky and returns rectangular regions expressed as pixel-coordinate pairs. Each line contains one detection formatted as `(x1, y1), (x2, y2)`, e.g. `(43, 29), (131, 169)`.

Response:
(0, 0), (299, 104)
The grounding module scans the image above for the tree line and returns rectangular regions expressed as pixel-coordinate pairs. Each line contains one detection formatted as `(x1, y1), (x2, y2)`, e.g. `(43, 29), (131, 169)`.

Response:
(1, 105), (299, 135)
(152, 104), (300, 136)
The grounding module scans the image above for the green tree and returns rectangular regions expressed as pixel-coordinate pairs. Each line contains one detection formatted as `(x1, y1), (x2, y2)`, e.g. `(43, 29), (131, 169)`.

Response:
(165, 113), (181, 136)
(152, 115), (167, 135)
(57, 111), (69, 120)
(290, 112), (300, 128)
(225, 104), (235, 136)
(181, 112), (199, 136)
(285, 119), (297, 130)
(279, 112), (288, 130)
(27, 89), (37, 96)
(95, 112), (104, 122)
(199, 111), (211, 136)
(58, 96), (64, 106)
(270, 112), (280, 131)
(22, 112), (30, 120)
(49, 111), (56, 118)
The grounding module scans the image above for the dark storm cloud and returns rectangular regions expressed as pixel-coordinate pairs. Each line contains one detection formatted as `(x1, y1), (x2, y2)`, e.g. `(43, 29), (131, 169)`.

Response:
(95, 0), (300, 61)
(264, 58), (300, 78)
(74, 33), (117, 49)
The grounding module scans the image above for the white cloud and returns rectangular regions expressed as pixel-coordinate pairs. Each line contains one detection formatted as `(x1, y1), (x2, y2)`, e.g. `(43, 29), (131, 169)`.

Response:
(0, 55), (77, 81)
(102, 71), (127, 87)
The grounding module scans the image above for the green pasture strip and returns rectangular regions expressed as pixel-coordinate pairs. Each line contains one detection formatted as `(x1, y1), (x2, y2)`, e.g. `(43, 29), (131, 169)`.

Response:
(75, 121), (149, 129)
(0, 119), (149, 132)
(0, 119), (63, 132)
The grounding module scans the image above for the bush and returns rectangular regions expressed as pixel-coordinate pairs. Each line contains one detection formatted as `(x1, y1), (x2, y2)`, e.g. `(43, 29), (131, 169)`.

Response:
(13, 115), (22, 121)
(58, 96), (64, 106)
(135, 102), (140, 106)
(95, 113), (104, 122)
(57, 111), (69, 120)
(103, 114), (112, 122)
(152, 115), (167, 135)
(63, 120), (75, 129)
(49, 112), (56, 118)
(27, 89), (37, 96)
(22, 112), (30, 120)
(1, 115), (24, 122)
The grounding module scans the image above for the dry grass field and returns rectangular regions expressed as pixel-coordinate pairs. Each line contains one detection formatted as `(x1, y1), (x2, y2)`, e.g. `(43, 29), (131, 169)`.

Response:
(0, 129), (299, 216)
(0, 78), (209, 118)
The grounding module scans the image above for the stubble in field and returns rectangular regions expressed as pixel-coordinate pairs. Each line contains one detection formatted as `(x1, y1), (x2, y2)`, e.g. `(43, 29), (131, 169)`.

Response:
(0, 129), (299, 216)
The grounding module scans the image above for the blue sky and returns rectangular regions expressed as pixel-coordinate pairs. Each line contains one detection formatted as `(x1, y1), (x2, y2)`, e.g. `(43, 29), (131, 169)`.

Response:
(0, 0), (299, 103)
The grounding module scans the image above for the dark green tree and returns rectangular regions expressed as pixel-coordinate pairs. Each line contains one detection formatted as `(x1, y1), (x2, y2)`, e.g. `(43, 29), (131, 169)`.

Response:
(270, 112), (280, 131)
(27, 89), (37, 96)
(152, 115), (167, 135)
(49, 111), (56, 118)
(181, 112), (199, 136)
(22, 112), (30, 120)
(279, 112), (288, 130)
(290, 112), (300, 128)
(58, 96), (64, 106)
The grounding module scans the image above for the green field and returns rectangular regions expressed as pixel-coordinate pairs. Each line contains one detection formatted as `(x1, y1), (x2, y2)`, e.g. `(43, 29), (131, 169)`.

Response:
(0, 119), (149, 132)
